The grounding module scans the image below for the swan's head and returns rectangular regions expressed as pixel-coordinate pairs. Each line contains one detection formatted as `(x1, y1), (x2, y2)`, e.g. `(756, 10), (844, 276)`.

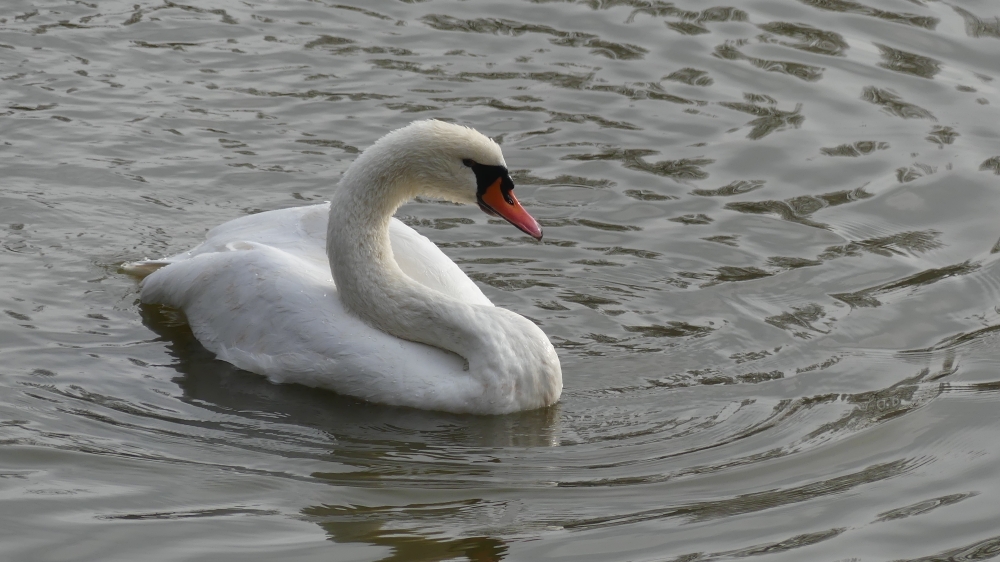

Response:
(373, 120), (543, 240)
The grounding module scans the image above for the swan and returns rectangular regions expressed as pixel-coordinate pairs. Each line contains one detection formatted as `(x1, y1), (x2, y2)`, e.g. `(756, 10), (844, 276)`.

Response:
(125, 120), (562, 414)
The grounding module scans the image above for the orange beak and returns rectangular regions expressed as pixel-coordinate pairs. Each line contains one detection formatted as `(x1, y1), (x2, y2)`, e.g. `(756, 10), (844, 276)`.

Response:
(478, 177), (543, 240)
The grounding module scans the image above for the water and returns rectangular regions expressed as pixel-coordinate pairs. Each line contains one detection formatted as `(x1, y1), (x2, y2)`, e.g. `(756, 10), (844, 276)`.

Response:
(2, 0), (1000, 559)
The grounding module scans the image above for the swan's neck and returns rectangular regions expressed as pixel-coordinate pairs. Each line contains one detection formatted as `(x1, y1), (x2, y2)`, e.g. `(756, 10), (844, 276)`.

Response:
(326, 156), (479, 357)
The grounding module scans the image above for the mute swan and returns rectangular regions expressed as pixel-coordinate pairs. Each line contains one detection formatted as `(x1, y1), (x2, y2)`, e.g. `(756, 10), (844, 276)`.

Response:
(125, 120), (562, 414)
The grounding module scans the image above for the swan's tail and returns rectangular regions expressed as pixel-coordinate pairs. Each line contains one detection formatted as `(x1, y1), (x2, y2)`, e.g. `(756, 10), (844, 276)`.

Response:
(121, 260), (171, 279)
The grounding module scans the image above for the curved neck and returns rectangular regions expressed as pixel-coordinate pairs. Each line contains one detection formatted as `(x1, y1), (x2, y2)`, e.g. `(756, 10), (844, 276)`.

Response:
(326, 156), (480, 358)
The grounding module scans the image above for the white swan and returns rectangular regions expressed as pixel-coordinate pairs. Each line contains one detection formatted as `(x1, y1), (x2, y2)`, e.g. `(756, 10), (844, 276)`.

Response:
(125, 120), (562, 414)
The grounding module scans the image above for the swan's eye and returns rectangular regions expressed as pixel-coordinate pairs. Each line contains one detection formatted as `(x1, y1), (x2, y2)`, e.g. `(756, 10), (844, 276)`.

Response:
(462, 158), (476, 167)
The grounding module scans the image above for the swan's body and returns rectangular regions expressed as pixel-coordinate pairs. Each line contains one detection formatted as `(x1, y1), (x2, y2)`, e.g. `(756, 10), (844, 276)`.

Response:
(128, 120), (562, 414)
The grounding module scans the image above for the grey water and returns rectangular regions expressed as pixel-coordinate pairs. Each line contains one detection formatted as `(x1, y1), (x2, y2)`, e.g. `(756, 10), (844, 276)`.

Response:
(2, 0), (1000, 560)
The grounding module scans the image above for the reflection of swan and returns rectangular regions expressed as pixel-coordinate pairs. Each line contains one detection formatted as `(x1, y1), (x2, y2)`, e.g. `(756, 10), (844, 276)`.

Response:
(305, 502), (508, 562)
(127, 120), (562, 414)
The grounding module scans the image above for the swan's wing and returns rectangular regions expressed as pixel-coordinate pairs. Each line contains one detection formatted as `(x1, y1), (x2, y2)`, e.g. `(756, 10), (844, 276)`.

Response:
(126, 202), (492, 306)
(387, 218), (493, 307)
(139, 242), (484, 411)
(163, 204), (331, 268)
(122, 204), (330, 276)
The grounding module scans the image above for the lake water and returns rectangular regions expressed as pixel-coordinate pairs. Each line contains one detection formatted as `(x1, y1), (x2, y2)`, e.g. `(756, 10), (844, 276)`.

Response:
(2, 0), (1000, 560)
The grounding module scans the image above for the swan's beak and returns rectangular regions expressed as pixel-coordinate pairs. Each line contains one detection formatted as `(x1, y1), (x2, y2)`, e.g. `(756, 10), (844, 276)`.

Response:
(477, 177), (543, 240)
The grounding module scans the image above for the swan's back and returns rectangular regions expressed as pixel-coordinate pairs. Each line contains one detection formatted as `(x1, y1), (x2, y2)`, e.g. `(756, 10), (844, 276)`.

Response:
(136, 203), (492, 307)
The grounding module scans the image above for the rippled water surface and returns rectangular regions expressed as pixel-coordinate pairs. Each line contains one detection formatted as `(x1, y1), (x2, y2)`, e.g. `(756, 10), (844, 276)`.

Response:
(3, 0), (1000, 560)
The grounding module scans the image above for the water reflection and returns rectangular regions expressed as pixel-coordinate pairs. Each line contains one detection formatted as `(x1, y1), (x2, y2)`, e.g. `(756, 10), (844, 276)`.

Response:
(724, 185), (873, 229)
(876, 43), (941, 80)
(421, 15), (647, 60)
(718, 95), (805, 140)
(799, 0), (939, 29)
(304, 502), (507, 562)
(562, 148), (713, 179)
(820, 141), (890, 157)
(757, 21), (849, 57)
(714, 40), (825, 82)
(861, 87), (935, 120)
(664, 7), (748, 36)
(953, 6), (1000, 39)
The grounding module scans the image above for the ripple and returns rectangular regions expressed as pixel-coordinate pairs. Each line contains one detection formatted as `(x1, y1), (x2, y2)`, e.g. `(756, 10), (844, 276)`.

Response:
(765, 303), (831, 338)
(818, 230), (942, 259)
(623, 322), (714, 338)
(718, 96), (805, 139)
(876, 43), (942, 80)
(980, 156), (1000, 174)
(99, 507), (280, 521)
(831, 260), (980, 309)
(421, 15), (647, 60)
(669, 213), (713, 225)
(563, 148), (713, 179)
(725, 186), (873, 229)
(758, 21), (850, 57)
(691, 179), (765, 196)
(895, 534), (1000, 562)
(563, 458), (926, 529)
(511, 169), (614, 189)
(820, 140), (890, 157)
(874, 492), (978, 523)
(623, 189), (676, 201)
(902, 323), (1000, 355)
(664, 67), (713, 86)
(308, 38), (417, 57)
(714, 40), (825, 82)
(799, 0), (939, 29)
(862, 86), (936, 120)
(953, 6), (1000, 39)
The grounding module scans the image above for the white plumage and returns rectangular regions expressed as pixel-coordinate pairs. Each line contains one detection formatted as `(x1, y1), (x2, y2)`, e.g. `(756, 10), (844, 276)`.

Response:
(127, 120), (562, 414)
